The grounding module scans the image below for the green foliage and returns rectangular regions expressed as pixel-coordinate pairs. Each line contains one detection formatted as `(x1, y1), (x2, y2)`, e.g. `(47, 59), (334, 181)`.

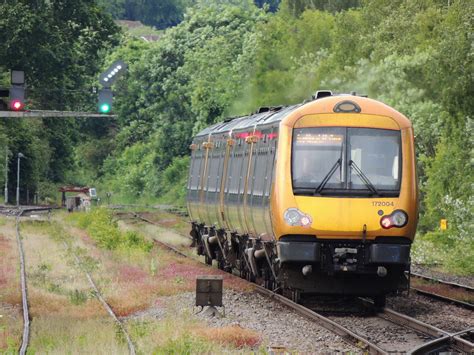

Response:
(153, 333), (214, 354)
(101, 1), (265, 203)
(0, 0), (120, 202)
(156, 156), (190, 207)
(71, 208), (152, 252)
(68, 289), (89, 305)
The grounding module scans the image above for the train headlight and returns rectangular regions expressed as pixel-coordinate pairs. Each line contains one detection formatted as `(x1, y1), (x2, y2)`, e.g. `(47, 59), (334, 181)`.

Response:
(284, 208), (312, 227)
(380, 216), (392, 229)
(391, 210), (408, 227)
(380, 210), (408, 229)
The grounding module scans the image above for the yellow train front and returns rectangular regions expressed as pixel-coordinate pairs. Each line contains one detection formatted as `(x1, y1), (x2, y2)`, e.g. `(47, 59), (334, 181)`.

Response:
(187, 91), (418, 305)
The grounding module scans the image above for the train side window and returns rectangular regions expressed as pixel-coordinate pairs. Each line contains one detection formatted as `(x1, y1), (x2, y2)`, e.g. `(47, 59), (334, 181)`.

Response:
(228, 148), (241, 194)
(265, 130), (278, 197)
(252, 140), (268, 196)
(216, 140), (226, 193)
(207, 146), (220, 192)
(239, 144), (250, 195)
(188, 149), (196, 190)
(191, 149), (202, 190)
(248, 139), (259, 196)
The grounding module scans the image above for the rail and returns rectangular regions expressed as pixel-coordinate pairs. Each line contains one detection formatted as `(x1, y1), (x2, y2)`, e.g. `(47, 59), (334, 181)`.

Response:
(410, 328), (474, 354)
(12, 207), (136, 355)
(410, 272), (474, 292)
(15, 209), (30, 355)
(64, 241), (136, 355)
(410, 272), (474, 310)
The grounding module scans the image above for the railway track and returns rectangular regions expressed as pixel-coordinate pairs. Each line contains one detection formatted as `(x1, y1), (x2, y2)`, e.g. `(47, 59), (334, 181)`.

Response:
(61, 240), (136, 355)
(15, 209), (30, 355)
(130, 213), (474, 354)
(12, 207), (52, 354)
(410, 272), (474, 310)
(8, 207), (136, 355)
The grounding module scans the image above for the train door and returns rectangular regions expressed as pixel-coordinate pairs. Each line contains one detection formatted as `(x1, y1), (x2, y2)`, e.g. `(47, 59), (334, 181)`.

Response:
(263, 126), (278, 237)
(248, 127), (272, 237)
(188, 137), (205, 222)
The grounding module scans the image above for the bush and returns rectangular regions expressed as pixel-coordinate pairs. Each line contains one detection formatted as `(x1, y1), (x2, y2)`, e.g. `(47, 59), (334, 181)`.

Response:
(70, 208), (152, 252)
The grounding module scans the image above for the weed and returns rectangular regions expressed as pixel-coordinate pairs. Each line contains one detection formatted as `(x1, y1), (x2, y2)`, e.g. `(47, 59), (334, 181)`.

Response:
(150, 258), (157, 276)
(174, 276), (185, 285)
(70, 246), (99, 273)
(153, 334), (213, 354)
(46, 282), (62, 294)
(129, 320), (152, 338)
(30, 262), (51, 286)
(69, 208), (153, 252)
(68, 289), (89, 305)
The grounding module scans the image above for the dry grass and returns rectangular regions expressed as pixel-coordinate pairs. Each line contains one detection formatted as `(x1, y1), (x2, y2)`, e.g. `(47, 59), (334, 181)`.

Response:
(195, 325), (262, 348)
(139, 211), (190, 236)
(0, 218), (22, 352)
(14, 218), (126, 352)
(28, 317), (128, 354)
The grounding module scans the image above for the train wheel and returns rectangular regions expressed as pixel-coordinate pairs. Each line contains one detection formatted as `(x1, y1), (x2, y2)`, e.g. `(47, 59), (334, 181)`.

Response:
(291, 290), (300, 303)
(373, 295), (386, 308)
(217, 255), (226, 270)
(246, 270), (256, 283)
(264, 279), (274, 290)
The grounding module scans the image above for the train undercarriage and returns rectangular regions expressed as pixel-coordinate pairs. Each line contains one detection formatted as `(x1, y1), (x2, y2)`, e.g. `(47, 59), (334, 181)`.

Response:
(191, 222), (411, 307)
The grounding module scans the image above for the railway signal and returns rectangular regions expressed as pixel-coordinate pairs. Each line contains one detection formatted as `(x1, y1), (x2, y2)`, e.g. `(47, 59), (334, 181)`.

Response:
(9, 70), (26, 111)
(99, 60), (127, 88)
(97, 60), (127, 114)
(98, 88), (113, 113)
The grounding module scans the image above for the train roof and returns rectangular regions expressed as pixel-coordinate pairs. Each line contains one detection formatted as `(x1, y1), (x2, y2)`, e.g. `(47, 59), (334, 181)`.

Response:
(193, 94), (412, 139)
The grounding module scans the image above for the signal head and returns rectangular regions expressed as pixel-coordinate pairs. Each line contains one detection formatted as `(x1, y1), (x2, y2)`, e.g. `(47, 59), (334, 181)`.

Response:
(10, 99), (24, 111)
(99, 103), (111, 113)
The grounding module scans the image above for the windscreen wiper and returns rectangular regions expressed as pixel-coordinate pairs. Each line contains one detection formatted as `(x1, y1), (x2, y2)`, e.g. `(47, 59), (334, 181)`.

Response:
(314, 158), (342, 195)
(349, 160), (380, 196)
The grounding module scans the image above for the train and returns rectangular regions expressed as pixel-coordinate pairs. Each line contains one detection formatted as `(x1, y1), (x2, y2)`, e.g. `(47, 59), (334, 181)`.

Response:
(186, 90), (418, 306)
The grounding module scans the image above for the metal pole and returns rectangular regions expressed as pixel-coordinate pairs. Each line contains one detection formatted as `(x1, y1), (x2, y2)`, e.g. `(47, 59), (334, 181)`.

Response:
(16, 155), (20, 206)
(4, 147), (8, 204)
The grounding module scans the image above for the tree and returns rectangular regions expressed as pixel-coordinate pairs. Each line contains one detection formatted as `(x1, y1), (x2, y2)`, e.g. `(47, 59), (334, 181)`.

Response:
(0, 0), (120, 200)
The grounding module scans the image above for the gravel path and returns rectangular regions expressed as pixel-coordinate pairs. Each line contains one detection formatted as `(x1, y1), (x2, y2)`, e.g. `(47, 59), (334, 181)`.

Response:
(412, 264), (474, 288)
(128, 289), (358, 353)
(387, 293), (474, 333)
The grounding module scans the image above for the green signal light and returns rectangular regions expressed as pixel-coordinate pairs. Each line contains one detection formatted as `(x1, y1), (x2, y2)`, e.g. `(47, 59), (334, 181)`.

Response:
(100, 103), (110, 113)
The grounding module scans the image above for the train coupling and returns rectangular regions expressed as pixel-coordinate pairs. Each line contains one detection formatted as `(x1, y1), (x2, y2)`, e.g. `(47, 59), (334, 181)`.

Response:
(333, 247), (358, 272)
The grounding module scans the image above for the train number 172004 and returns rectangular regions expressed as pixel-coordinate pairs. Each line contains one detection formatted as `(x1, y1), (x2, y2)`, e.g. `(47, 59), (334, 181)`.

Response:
(372, 201), (395, 207)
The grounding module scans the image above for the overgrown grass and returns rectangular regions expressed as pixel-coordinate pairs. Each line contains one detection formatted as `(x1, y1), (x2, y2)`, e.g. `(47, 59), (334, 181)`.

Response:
(0, 222), (22, 352)
(412, 230), (474, 275)
(28, 317), (128, 354)
(126, 316), (262, 353)
(68, 208), (152, 252)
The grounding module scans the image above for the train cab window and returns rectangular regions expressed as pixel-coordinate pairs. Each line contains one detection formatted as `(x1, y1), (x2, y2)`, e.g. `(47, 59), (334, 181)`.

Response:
(292, 127), (345, 190)
(292, 127), (401, 197)
(348, 128), (401, 192)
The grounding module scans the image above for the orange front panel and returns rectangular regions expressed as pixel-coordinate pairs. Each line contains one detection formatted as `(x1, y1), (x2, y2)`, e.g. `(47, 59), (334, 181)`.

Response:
(271, 114), (418, 241)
